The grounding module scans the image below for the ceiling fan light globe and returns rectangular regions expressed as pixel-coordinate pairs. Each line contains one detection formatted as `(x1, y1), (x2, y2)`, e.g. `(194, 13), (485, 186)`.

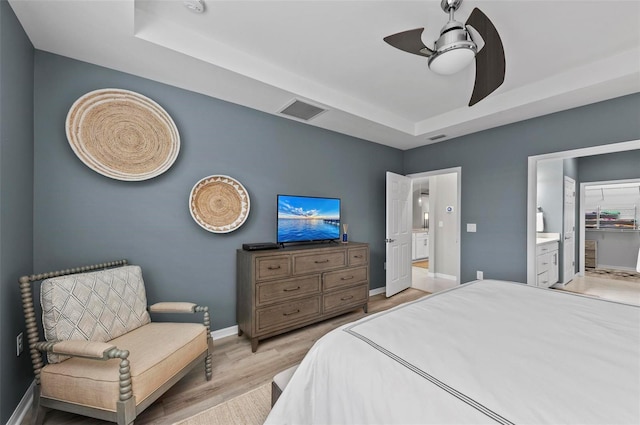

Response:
(428, 45), (476, 75)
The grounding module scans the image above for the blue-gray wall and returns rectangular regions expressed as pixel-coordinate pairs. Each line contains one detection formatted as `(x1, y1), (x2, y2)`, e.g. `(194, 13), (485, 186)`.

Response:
(404, 93), (640, 283)
(578, 149), (640, 183)
(0, 0), (34, 422)
(2, 12), (640, 420)
(33, 51), (403, 332)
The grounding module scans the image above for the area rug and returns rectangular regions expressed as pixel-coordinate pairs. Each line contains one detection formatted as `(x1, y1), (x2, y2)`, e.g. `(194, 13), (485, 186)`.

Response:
(585, 268), (640, 283)
(174, 383), (271, 425)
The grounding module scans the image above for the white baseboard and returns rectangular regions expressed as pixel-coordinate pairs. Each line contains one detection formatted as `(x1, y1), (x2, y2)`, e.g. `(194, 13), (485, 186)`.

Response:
(435, 273), (457, 281)
(7, 380), (34, 425)
(369, 287), (386, 296)
(211, 325), (239, 340)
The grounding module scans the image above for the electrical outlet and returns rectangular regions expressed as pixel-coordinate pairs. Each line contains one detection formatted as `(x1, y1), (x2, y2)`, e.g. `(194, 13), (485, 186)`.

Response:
(16, 332), (23, 356)
(477, 271), (483, 280)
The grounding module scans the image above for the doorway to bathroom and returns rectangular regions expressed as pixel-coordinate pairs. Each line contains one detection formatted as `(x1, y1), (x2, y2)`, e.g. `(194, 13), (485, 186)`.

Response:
(410, 169), (460, 294)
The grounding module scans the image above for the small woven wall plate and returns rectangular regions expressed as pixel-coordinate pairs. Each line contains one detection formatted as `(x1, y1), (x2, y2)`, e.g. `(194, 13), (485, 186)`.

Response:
(65, 88), (180, 181)
(189, 175), (250, 233)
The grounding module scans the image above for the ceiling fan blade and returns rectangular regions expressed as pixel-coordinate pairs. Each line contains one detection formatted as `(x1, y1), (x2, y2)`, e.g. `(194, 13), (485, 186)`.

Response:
(465, 8), (505, 106)
(383, 28), (434, 57)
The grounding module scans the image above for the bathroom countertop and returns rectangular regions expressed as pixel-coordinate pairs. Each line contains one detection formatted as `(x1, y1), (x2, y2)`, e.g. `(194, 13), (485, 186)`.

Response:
(413, 229), (429, 233)
(536, 233), (560, 245)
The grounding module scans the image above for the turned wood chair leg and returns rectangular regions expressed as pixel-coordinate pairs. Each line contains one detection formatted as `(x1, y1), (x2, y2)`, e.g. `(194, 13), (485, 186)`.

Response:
(205, 353), (213, 381)
(205, 337), (213, 380)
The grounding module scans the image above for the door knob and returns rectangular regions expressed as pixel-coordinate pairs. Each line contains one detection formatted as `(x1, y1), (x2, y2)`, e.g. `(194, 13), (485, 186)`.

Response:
(385, 238), (396, 243)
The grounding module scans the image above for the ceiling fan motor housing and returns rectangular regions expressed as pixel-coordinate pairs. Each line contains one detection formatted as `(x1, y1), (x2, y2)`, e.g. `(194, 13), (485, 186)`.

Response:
(383, 0), (505, 103)
(427, 21), (477, 74)
(434, 21), (476, 53)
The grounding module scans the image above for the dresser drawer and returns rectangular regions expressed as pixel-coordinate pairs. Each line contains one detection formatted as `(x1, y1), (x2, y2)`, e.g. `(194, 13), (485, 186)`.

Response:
(536, 270), (550, 287)
(256, 275), (321, 306)
(238, 243), (369, 352)
(256, 297), (321, 333)
(293, 251), (346, 274)
(323, 285), (368, 313)
(323, 266), (368, 291)
(348, 247), (369, 266)
(537, 252), (551, 273)
(536, 242), (558, 256)
(256, 255), (291, 281)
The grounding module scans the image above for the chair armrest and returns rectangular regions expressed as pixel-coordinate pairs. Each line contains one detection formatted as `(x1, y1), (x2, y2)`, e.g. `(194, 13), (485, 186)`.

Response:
(34, 340), (134, 404)
(149, 303), (212, 339)
(149, 302), (198, 313)
(34, 340), (117, 360)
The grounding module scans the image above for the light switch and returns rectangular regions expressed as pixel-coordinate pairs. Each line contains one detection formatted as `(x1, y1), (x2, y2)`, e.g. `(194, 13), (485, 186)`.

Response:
(438, 221), (444, 228)
(467, 223), (477, 232)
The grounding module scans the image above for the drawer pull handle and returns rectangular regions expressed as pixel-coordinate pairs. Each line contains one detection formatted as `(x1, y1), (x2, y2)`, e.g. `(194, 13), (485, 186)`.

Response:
(283, 309), (300, 316)
(340, 295), (354, 301)
(267, 265), (281, 270)
(315, 259), (330, 264)
(353, 255), (363, 258)
(341, 276), (354, 281)
(283, 286), (301, 292)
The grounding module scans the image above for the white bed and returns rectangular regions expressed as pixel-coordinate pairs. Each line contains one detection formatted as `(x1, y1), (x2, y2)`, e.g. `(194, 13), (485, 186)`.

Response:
(266, 280), (640, 424)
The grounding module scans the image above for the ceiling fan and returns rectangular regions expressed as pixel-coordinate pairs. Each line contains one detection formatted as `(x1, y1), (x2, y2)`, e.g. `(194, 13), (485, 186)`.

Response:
(383, 0), (505, 106)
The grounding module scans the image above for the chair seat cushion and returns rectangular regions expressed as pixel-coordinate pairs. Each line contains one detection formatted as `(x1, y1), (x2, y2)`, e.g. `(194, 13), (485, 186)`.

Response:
(40, 322), (207, 412)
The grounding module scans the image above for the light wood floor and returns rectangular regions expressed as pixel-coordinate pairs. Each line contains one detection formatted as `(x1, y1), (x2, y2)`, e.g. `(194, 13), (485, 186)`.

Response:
(23, 288), (428, 425)
(558, 274), (640, 305)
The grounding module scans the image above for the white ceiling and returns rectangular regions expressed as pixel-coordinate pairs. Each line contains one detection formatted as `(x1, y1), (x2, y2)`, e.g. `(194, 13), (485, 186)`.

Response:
(9, 0), (640, 150)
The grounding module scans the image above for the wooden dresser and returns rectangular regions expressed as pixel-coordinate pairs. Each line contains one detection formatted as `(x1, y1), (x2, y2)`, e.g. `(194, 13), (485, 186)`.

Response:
(236, 242), (369, 352)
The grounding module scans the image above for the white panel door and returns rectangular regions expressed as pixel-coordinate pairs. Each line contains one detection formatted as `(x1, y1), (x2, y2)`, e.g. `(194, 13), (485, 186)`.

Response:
(563, 176), (576, 283)
(386, 172), (412, 297)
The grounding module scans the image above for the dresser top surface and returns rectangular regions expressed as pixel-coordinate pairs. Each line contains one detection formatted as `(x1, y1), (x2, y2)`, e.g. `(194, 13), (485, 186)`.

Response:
(238, 242), (368, 256)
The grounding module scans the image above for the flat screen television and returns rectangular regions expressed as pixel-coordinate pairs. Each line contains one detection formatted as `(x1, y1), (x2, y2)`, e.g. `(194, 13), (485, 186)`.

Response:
(277, 194), (341, 244)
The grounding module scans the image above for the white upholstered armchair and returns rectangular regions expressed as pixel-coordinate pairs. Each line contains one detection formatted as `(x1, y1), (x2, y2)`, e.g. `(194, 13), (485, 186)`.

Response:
(19, 260), (213, 425)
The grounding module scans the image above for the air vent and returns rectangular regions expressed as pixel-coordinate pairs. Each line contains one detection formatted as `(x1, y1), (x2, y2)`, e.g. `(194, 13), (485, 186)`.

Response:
(429, 134), (447, 141)
(279, 100), (327, 121)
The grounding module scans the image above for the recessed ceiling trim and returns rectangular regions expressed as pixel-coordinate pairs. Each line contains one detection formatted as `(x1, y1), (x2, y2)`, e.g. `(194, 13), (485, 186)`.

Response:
(414, 47), (640, 137)
(10, 0), (640, 151)
(133, 9), (416, 135)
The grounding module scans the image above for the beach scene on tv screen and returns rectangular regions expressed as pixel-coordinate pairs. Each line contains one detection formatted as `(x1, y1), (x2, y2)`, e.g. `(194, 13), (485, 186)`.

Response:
(278, 196), (340, 242)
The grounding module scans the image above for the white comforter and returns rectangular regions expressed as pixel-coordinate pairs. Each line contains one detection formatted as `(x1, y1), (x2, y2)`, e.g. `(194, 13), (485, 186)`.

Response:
(266, 280), (640, 424)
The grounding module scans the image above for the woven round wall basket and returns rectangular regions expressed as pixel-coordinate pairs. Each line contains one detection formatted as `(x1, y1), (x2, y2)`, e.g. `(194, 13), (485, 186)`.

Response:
(65, 88), (180, 181)
(189, 175), (250, 233)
